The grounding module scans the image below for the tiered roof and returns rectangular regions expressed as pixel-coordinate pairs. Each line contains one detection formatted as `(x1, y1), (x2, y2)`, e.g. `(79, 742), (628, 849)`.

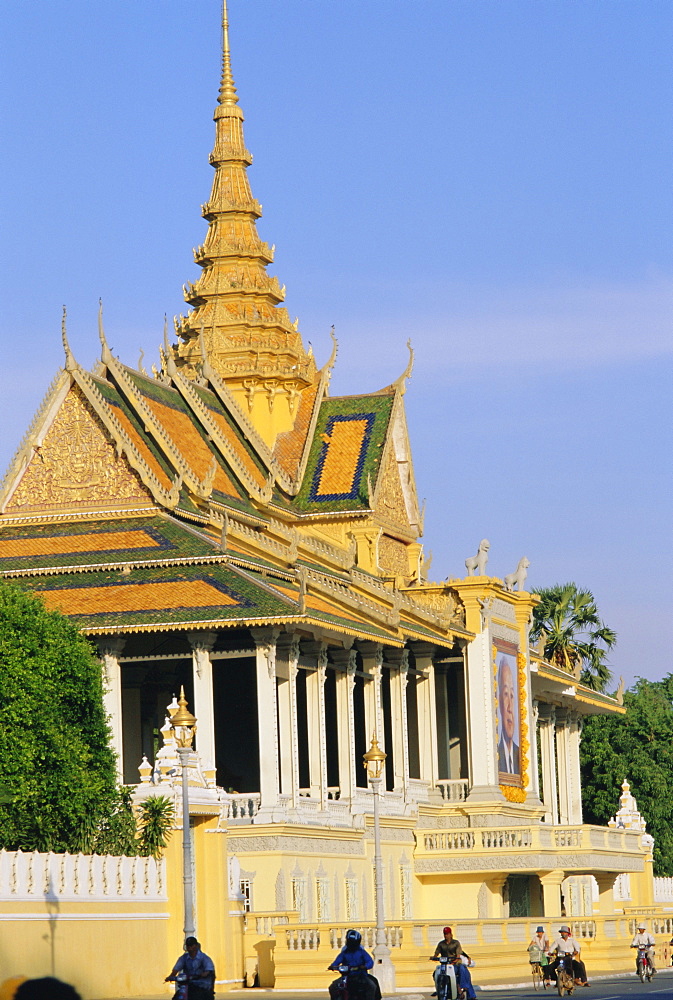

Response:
(0, 2), (465, 652)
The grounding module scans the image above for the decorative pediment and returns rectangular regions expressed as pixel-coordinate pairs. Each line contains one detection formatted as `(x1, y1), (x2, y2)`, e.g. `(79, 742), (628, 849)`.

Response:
(3, 384), (152, 516)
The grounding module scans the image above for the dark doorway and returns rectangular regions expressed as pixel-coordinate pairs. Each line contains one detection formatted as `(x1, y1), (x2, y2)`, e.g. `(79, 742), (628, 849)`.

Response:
(212, 656), (259, 792)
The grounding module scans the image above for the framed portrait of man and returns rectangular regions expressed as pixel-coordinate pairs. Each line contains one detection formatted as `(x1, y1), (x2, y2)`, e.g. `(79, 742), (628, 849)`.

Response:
(495, 639), (522, 785)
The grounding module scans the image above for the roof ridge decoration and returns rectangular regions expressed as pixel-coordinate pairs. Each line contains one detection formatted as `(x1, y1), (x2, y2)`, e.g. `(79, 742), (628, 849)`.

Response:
(61, 306), (77, 372)
(169, 368), (276, 505)
(73, 370), (179, 509)
(172, 0), (318, 449)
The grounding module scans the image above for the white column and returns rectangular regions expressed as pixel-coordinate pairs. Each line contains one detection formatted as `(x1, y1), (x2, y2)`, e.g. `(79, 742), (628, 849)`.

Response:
(412, 642), (438, 791)
(252, 627), (280, 820)
(529, 699), (542, 803)
(567, 712), (584, 825)
(332, 647), (357, 801)
(538, 704), (559, 824)
(99, 637), (125, 782)
(303, 641), (328, 803)
(464, 629), (504, 802)
(316, 647), (329, 808)
(386, 649), (409, 795)
(555, 709), (570, 825)
(358, 641), (384, 749)
(188, 632), (217, 772)
(276, 635), (300, 807)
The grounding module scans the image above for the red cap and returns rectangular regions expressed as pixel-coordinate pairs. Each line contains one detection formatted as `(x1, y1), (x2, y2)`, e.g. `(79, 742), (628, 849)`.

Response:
(443, 927), (452, 934)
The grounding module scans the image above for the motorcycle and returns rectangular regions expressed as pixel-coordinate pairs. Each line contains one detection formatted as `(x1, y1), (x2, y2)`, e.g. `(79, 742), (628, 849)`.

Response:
(432, 955), (461, 1000)
(555, 955), (575, 997)
(329, 963), (372, 1000)
(636, 946), (653, 983)
(172, 972), (189, 1000)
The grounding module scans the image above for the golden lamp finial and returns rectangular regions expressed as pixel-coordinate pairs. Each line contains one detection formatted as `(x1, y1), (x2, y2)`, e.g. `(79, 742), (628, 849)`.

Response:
(218, 0), (238, 106)
(170, 686), (197, 748)
(363, 732), (387, 781)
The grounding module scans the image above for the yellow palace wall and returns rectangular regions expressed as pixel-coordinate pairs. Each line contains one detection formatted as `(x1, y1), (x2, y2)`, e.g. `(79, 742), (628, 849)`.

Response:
(0, 819), (670, 998)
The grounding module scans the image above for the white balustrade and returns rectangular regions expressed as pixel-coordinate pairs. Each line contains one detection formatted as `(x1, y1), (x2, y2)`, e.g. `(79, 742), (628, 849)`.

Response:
(219, 793), (260, 821)
(434, 779), (469, 802)
(0, 849), (165, 901)
(572, 920), (596, 940)
(482, 828), (532, 849)
(423, 831), (475, 851)
(554, 828), (582, 848)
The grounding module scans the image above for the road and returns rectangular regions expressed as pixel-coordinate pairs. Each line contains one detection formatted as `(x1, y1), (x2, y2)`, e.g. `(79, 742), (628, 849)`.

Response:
(477, 969), (673, 1000)
(99, 969), (673, 1000)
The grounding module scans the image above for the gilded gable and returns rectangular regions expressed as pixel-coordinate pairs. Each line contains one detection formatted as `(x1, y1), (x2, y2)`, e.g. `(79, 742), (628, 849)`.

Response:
(376, 448), (411, 532)
(6, 385), (151, 514)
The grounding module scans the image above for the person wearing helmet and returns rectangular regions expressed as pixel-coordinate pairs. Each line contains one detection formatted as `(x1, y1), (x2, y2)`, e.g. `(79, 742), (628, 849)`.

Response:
(429, 926), (476, 1000)
(327, 930), (379, 1000)
(630, 922), (656, 975)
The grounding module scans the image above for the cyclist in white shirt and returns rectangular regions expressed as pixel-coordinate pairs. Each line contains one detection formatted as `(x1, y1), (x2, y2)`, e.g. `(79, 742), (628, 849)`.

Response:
(630, 922), (656, 975)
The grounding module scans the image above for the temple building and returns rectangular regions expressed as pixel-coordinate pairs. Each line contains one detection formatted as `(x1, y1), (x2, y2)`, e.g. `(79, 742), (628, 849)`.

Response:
(0, 4), (662, 995)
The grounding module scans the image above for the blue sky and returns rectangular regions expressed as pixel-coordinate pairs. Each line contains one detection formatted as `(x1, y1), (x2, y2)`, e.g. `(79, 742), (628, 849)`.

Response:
(1, 1), (671, 687)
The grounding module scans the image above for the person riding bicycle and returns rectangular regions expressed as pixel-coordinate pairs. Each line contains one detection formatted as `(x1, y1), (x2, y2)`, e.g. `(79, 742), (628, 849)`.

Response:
(166, 937), (215, 1000)
(528, 925), (553, 986)
(327, 929), (379, 1000)
(430, 926), (476, 1000)
(630, 922), (656, 976)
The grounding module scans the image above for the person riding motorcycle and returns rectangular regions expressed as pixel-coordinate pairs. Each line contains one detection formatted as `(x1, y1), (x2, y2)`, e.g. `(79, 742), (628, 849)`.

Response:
(166, 937), (215, 1000)
(630, 922), (656, 976)
(550, 925), (589, 987)
(327, 929), (379, 1000)
(430, 927), (476, 1000)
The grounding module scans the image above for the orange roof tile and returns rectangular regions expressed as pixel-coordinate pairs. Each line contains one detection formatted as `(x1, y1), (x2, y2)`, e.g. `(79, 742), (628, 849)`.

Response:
(107, 401), (174, 492)
(42, 579), (241, 617)
(141, 395), (239, 496)
(315, 418), (370, 497)
(0, 529), (163, 560)
(274, 377), (321, 480)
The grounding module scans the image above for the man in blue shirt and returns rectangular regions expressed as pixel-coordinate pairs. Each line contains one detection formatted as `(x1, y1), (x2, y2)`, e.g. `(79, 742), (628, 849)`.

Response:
(166, 937), (215, 1000)
(328, 929), (378, 1000)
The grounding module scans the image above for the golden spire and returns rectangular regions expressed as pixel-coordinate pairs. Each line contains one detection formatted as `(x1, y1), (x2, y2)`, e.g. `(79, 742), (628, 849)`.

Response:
(174, 0), (317, 447)
(218, 0), (238, 107)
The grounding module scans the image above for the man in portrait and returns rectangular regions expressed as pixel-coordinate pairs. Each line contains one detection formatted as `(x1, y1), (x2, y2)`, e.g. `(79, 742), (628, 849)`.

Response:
(497, 654), (520, 776)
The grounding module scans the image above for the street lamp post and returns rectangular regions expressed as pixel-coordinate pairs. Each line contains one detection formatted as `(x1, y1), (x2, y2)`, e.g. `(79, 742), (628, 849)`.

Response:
(170, 685), (197, 942)
(363, 733), (396, 994)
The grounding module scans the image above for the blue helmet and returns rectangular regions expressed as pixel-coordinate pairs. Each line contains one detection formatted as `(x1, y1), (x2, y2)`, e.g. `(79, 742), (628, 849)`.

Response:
(345, 929), (361, 949)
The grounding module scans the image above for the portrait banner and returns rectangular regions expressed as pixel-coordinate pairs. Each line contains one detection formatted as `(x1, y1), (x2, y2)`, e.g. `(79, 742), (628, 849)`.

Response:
(493, 638), (523, 788)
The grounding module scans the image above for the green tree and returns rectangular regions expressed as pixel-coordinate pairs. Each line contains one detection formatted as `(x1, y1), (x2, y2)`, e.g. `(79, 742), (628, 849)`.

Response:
(0, 581), (118, 852)
(580, 674), (673, 875)
(530, 583), (617, 691)
(137, 795), (174, 858)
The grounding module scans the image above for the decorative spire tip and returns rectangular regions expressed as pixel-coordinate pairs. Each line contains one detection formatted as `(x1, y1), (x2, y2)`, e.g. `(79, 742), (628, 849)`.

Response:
(219, 0), (239, 106)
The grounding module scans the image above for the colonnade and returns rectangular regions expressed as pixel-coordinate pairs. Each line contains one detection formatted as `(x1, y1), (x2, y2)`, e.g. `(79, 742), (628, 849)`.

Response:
(102, 630), (466, 806)
(536, 702), (583, 825)
(251, 630), (461, 816)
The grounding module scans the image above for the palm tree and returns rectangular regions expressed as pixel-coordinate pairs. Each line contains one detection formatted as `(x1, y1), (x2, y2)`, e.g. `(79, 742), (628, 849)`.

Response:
(530, 583), (617, 692)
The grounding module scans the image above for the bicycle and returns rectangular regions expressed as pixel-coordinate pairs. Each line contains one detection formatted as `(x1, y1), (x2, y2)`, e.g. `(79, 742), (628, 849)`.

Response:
(528, 945), (550, 991)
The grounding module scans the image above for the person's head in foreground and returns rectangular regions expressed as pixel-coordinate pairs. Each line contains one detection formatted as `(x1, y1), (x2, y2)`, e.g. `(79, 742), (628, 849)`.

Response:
(14, 980), (81, 1000)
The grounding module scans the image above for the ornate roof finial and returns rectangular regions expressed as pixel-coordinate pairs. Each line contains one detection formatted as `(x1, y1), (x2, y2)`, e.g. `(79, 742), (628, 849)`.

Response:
(61, 305), (77, 371)
(218, 0), (238, 106)
(98, 298), (113, 364)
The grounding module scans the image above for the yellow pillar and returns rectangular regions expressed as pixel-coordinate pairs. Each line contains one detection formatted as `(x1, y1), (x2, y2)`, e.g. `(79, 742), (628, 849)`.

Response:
(539, 869), (566, 919)
(594, 873), (617, 915)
